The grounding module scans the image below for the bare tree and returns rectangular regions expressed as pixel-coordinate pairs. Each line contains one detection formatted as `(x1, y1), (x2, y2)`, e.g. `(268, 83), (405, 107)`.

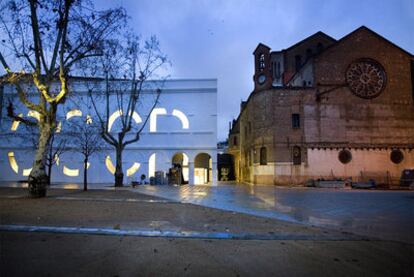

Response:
(25, 126), (66, 185)
(4, 103), (65, 184)
(45, 131), (66, 184)
(0, 0), (126, 197)
(88, 36), (168, 187)
(65, 113), (102, 191)
(19, 121), (65, 185)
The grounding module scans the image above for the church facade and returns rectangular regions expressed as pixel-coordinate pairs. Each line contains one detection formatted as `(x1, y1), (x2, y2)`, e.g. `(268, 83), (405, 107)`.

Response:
(228, 26), (414, 185)
(0, 78), (217, 185)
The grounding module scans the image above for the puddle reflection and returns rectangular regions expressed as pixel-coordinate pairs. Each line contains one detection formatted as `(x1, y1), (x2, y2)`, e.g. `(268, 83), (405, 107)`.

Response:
(134, 183), (414, 242)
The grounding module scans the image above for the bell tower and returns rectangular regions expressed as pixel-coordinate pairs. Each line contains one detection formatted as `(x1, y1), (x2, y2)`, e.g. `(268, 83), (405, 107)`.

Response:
(253, 43), (271, 91)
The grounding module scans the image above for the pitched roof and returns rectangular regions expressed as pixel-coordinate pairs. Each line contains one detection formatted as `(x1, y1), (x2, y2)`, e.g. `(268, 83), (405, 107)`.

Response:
(321, 26), (413, 58)
(284, 31), (336, 52)
(253, 43), (271, 54)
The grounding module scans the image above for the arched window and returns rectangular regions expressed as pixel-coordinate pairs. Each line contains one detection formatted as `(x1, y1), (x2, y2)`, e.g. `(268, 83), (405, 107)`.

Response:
(260, 147), (267, 165)
(233, 136), (238, 146)
(259, 54), (265, 71)
(292, 146), (301, 165)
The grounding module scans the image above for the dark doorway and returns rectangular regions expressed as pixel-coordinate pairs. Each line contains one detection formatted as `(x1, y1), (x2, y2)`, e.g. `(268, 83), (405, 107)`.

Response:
(217, 154), (235, 181)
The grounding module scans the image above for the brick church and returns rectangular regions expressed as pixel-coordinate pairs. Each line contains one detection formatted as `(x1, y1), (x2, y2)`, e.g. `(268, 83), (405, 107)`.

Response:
(228, 26), (414, 185)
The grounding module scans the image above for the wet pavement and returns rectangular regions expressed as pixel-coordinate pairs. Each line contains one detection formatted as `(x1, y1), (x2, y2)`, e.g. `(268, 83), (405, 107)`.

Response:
(133, 183), (414, 243)
(1, 181), (413, 243)
(1, 184), (413, 276)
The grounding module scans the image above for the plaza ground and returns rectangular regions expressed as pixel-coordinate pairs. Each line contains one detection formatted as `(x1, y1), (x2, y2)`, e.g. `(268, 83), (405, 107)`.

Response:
(0, 185), (413, 276)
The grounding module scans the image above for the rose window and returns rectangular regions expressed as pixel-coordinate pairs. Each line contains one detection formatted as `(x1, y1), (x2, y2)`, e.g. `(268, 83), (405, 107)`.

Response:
(345, 59), (386, 99)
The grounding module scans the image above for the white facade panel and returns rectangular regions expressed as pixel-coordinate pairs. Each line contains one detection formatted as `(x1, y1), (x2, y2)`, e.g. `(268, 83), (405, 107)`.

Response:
(0, 78), (218, 185)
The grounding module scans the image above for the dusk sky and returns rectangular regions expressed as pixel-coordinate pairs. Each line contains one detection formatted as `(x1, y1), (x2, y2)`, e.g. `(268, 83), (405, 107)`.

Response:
(3, 0), (413, 140)
(96, 0), (413, 141)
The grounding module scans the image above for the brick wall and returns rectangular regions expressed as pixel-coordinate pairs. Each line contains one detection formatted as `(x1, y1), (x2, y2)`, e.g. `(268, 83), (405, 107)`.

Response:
(232, 27), (414, 185)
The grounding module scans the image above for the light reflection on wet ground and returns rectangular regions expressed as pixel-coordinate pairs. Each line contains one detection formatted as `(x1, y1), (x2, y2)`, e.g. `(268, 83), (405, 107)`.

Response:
(134, 184), (414, 243)
(1, 181), (413, 243)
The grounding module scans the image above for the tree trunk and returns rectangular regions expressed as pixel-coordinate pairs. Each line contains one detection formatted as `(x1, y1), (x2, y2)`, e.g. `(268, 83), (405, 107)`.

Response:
(114, 146), (124, 187)
(47, 134), (54, 186)
(28, 124), (51, 198)
(47, 163), (52, 186)
(83, 157), (88, 191)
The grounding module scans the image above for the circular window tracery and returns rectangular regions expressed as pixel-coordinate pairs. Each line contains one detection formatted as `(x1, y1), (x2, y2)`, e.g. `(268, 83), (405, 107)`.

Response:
(338, 150), (352, 164)
(345, 59), (386, 99)
(390, 149), (404, 164)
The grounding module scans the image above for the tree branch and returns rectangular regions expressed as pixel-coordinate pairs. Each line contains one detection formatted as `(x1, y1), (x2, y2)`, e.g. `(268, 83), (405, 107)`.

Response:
(49, 5), (65, 74)
(7, 102), (37, 126)
(124, 88), (161, 147)
(0, 54), (46, 114)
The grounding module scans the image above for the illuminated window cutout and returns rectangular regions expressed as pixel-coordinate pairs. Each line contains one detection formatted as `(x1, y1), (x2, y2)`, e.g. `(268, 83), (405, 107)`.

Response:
(106, 155), (141, 176)
(66, 109), (82, 120)
(150, 108), (167, 132)
(8, 152), (19, 173)
(86, 115), (93, 124)
(23, 168), (32, 177)
(10, 113), (23, 131)
(105, 156), (116, 175)
(126, 162), (141, 177)
(63, 163), (90, 177)
(11, 110), (40, 131)
(108, 110), (142, 132)
(172, 109), (189, 129)
(108, 110), (121, 131)
(131, 111), (142, 124)
(8, 152), (32, 175)
(28, 110), (40, 121)
(55, 154), (60, 166)
(63, 166), (79, 177)
(149, 153), (156, 177)
(55, 122), (62, 133)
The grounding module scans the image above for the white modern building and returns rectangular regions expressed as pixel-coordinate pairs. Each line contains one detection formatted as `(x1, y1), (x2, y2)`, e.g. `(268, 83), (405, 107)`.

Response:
(0, 78), (218, 185)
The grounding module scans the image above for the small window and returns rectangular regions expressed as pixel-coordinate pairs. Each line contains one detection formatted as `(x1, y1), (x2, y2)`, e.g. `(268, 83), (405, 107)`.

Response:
(233, 136), (238, 146)
(259, 54), (265, 71)
(317, 43), (324, 53)
(260, 147), (267, 165)
(276, 62), (281, 77)
(338, 150), (352, 164)
(249, 149), (253, 166)
(390, 149), (404, 164)
(292, 146), (301, 165)
(306, 48), (313, 60)
(292, 113), (300, 128)
(295, 55), (302, 71)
